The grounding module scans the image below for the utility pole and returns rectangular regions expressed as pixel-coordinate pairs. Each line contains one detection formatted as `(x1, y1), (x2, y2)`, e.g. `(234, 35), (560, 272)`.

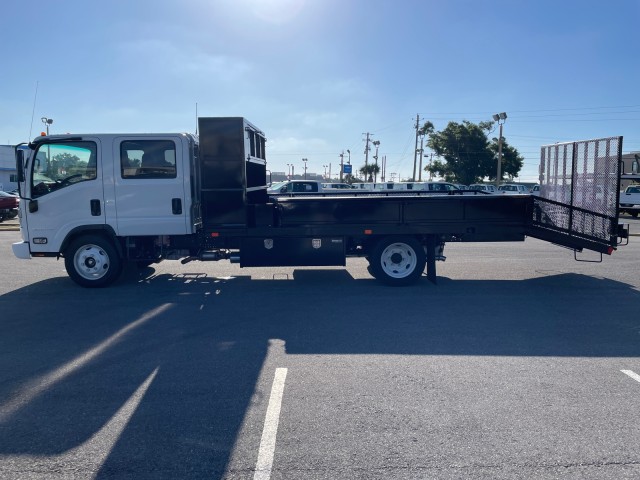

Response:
(363, 132), (372, 167)
(302, 158), (308, 179)
(412, 114), (420, 181)
(339, 151), (344, 182)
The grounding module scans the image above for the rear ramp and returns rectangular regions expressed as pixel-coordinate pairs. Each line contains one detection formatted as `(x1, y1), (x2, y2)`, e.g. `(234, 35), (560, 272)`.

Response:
(527, 136), (623, 254)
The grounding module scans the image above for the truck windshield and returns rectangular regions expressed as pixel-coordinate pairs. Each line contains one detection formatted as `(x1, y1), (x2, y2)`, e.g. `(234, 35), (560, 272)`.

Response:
(30, 141), (97, 198)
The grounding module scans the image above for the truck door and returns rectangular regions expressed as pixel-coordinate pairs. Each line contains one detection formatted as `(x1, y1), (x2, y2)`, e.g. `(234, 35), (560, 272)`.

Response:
(112, 136), (189, 235)
(26, 137), (105, 253)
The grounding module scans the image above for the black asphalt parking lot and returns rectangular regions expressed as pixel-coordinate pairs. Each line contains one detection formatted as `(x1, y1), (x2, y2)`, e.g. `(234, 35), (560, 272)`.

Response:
(1, 221), (639, 479)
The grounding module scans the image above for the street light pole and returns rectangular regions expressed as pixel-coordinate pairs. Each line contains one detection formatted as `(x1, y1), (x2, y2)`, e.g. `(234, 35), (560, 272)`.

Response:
(41, 116), (53, 135)
(412, 114), (420, 181)
(302, 158), (308, 179)
(372, 140), (380, 182)
(41, 117), (53, 166)
(417, 132), (425, 181)
(492, 112), (507, 188)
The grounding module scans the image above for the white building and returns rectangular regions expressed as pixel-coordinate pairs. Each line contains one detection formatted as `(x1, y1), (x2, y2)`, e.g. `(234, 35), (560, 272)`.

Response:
(0, 145), (19, 192)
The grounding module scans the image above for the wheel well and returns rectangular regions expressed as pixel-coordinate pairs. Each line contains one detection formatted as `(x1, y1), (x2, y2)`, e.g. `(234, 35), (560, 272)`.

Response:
(363, 234), (429, 255)
(61, 226), (122, 257)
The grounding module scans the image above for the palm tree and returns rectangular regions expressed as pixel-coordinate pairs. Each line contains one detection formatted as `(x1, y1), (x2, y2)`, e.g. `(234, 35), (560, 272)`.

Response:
(360, 164), (380, 182)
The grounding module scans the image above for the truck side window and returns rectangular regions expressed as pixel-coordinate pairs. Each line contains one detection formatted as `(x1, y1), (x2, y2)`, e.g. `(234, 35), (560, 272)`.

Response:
(121, 140), (176, 179)
(30, 141), (98, 198)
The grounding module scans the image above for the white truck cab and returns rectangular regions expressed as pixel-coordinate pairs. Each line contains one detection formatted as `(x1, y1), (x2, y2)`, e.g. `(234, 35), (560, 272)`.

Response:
(13, 133), (199, 260)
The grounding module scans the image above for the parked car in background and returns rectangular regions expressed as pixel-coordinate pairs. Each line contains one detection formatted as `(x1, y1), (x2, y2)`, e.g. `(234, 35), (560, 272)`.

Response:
(418, 182), (461, 192)
(267, 180), (323, 194)
(469, 184), (497, 194)
(498, 184), (529, 194)
(322, 182), (356, 190)
(0, 191), (19, 221)
(531, 185), (540, 196)
(619, 184), (640, 217)
(351, 182), (461, 192)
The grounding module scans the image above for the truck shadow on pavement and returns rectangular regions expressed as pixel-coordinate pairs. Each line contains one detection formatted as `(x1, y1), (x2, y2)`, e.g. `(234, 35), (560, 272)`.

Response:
(0, 270), (639, 478)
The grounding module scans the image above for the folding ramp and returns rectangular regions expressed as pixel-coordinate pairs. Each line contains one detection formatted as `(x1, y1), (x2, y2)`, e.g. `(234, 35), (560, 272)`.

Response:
(526, 136), (624, 254)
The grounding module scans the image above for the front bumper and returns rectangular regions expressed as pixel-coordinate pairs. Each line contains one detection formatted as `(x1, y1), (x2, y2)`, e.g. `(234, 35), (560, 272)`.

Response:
(12, 241), (31, 259)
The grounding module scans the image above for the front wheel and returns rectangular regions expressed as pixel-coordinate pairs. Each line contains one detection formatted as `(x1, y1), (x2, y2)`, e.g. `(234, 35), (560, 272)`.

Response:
(368, 236), (426, 286)
(64, 235), (122, 288)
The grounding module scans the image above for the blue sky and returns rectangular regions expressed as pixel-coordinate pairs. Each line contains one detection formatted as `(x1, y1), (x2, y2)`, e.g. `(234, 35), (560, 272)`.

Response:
(1, 0), (639, 182)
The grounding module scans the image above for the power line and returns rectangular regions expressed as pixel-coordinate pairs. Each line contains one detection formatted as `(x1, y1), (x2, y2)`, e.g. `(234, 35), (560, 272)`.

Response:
(418, 104), (640, 116)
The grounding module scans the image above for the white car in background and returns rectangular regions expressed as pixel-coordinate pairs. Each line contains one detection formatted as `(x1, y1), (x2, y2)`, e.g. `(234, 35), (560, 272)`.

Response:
(322, 182), (356, 190)
(469, 184), (497, 194)
(498, 184), (529, 194)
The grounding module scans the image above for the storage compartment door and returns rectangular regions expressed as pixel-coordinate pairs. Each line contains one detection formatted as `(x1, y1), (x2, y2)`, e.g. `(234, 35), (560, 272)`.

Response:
(240, 237), (346, 267)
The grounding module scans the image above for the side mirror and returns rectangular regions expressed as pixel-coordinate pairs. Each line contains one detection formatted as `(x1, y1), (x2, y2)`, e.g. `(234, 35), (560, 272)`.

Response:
(16, 150), (25, 182)
(280, 186), (287, 193)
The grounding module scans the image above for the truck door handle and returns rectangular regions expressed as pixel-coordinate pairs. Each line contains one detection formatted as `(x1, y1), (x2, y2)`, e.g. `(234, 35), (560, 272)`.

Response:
(172, 198), (182, 215)
(90, 199), (101, 216)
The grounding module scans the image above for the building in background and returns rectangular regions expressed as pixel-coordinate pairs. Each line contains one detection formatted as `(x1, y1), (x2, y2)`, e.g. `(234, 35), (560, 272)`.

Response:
(0, 145), (19, 191)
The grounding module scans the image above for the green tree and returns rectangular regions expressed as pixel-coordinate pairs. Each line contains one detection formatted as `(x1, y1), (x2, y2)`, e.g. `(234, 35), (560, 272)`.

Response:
(425, 120), (522, 185)
(343, 173), (358, 184)
(360, 164), (380, 182)
(50, 153), (82, 176)
(419, 121), (435, 137)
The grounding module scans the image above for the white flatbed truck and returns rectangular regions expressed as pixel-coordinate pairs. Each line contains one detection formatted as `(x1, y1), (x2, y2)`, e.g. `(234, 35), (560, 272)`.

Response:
(12, 118), (628, 287)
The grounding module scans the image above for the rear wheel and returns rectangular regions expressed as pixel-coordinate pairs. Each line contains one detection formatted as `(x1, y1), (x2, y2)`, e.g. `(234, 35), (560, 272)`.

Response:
(368, 236), (426, 286)
(64, 235), (122, 288)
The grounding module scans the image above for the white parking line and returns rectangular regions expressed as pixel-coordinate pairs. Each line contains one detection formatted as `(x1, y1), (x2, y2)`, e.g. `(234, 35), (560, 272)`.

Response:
(621, 370), (640, 383)
(254, 368), (288, 480)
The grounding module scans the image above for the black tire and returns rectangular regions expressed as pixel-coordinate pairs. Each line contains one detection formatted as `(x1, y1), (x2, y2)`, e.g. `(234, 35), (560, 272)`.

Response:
(631, 212), (639, 218)
(64, 235), (123, 288)
(368, 236), (426, 286)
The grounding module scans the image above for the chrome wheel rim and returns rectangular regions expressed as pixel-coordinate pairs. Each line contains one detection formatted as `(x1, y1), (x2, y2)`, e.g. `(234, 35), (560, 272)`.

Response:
(73, 244), (110, 280)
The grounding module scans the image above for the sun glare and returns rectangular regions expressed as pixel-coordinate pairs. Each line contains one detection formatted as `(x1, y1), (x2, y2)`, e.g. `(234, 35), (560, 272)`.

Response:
(242, 0), (306, 25)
